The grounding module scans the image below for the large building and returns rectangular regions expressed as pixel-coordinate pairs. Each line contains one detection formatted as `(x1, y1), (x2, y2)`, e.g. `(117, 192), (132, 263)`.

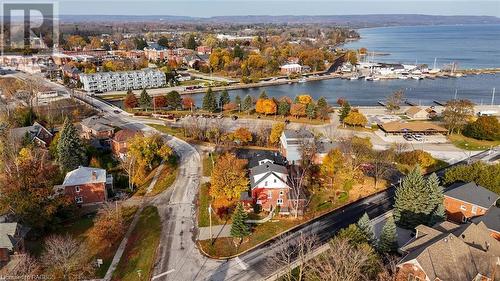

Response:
(57, 166), (113, 206)
(79, 69), (166, 93)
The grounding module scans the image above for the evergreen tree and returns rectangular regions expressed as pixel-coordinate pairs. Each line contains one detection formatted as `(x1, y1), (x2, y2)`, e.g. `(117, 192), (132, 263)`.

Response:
(202, 87), (217, 112)
(57, 118), (86, 171)
(393, 166), (444, 229)
(230, 203), (250, 241)
(278, 100), (291, 116)
(337, 224), (368, 246)
(306, 103), (316, 119)
(357, 213), (375, 244)
(242, 95), (253, 111)
(139, 89), (152, 110)
(259, 90), (268, 99)
(317, 97), (329, 120)
(233, 45), (244, 59)
(378, 216), (398, 253)
(165, 90), (182, 110)
(339, 101), (351, 122)
(234, 95), (242, 107)
(219, 89), (230, 107)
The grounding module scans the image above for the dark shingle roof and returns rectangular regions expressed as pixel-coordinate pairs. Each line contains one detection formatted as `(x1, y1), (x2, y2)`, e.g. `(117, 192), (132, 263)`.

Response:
(249, 162), (287, 176)
(247, 151), (286, 168)
(282, 128), (314, 139)
(444, 182), (499, 209)
(472, 206), (500, 234)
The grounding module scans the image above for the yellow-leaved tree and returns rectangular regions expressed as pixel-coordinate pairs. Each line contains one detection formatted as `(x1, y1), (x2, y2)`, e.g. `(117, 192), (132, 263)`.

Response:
(210, 153), (249, 209)
(269, 123), (285, 145)
(126, 134), (173, 187)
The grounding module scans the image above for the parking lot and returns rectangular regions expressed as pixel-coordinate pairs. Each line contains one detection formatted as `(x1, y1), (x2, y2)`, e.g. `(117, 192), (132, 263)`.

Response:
(374, 130), (449, 144)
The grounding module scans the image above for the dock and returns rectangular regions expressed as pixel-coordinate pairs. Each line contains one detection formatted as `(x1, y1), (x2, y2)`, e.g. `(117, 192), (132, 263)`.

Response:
(377, 101), (387, 107)
(433, 100), (446, 106)
(405, 100), (418, 106)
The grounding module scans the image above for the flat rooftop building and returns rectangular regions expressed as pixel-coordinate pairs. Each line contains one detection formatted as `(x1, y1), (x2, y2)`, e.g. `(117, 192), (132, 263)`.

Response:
(79, 68), (166, 93)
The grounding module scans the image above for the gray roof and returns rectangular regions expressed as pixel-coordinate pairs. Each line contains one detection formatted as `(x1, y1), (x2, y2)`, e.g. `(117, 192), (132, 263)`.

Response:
(444, 182), (499, 208)
(399, 222), (500, 281)
(81, 116), (114, 132)
(472, 206), (500, 234)
(10, 122), (52, 143)
(282, 128), (314, 140)
(63, 166), (107, 186)
(250, 162), (287, 177)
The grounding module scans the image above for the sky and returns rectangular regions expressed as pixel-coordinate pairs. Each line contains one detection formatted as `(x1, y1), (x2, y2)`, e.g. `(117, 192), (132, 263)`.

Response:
(56, 0), (500, 17)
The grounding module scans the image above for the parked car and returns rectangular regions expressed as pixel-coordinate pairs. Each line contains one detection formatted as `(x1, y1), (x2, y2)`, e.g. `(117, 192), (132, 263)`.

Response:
(412, 134), (424, 141)
(403, 134), (413, 141)
(232, 115), (238, 120)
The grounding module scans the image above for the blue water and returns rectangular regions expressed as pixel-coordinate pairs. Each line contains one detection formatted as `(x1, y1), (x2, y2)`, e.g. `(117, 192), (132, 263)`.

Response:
(189, 74), (499, 106)
(343, 24), (500, 69)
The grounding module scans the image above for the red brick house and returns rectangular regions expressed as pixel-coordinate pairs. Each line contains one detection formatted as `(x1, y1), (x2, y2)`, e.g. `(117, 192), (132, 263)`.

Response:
(397, 221), (500, 281)
(111, 129), (143, 159)
(241, 154), (306, 215)
(443, 182), (499, 223)
(60, 166), (113, 206)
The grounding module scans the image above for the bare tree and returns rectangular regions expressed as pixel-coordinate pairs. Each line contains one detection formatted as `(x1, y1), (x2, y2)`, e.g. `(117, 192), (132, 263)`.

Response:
(42, 235), (92, 280)
(386, 90), (405, 114)
(120, 154), (136, 191)
(289, 134), (317, 218)
(5, 253), (40, 276)
(371, 149), (395, 189)
(305, 238), (374, 281)
(269, 233), (318, 281)
(376, 254), (399, 281)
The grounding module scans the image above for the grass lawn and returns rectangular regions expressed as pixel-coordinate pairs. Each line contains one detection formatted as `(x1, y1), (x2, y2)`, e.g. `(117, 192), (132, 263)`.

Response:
(147, 123), (184, 138)
(232, 112), (328, 125)
(112, 206), (161, 281)
(149, 162), (179, 196)
(448, 134), (500, 151)
(202, 153), (218, 177)
(180, 79), (206, 86)
(198, 218), (302, 258)
(198, 183), (225, 227)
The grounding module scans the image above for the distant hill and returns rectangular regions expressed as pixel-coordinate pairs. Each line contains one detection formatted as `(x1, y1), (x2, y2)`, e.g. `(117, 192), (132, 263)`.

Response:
(59, 14), (500, 27)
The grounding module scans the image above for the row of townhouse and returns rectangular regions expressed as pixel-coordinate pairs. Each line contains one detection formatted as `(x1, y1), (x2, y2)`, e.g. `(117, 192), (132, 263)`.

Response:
(79, 68), (166, 93)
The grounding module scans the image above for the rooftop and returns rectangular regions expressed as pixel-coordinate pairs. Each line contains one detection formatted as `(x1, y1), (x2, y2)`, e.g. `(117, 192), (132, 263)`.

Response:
(379, 121), (447, 133)
(444, 181), (499, 209)
(472, 206), (500, 234)
(282, 128), (314, 140)
(63, 166), (107, 186)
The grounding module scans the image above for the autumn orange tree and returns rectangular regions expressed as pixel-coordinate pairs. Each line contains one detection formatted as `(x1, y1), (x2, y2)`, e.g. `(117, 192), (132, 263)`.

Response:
(255, 98), (277, 115)
(124, 91), (138, 109)
(232, 127), (253, 145)
(182, 96), (195, 110)
(290, 103), (306, 118)
(269, 123), (285, 145)
(153, 96), (167, 108)
(343, 111), (368, 127)
(88, 208), (124, 251)
(210, 153), (249, 209)
(296, 94), (313, 105)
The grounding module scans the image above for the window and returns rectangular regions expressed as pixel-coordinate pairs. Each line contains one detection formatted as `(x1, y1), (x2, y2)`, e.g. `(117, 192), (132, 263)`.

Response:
(75, 186), (80, 193)
(471, 205), (478, 214)
(279, 191), (284, 196)
(265, 181), (268, 186)
(75, 196), (83, 204)
(277, 198), (283, 205)
(268, 191), (272, 199)
(274, 179), (277, 183)
(460, 205), (466, 211)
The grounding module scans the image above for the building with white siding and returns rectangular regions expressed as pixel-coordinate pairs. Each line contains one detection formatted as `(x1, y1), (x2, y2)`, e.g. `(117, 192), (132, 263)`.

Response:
(79, 69), (166, 93)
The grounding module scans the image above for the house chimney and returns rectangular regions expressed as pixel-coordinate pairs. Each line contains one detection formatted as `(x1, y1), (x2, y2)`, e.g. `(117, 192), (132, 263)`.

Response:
(92, 171), (97, 181)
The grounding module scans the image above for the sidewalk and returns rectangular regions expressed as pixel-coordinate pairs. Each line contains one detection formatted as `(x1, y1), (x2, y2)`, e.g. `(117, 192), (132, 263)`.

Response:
(198, 224), (232, 240)
(103, 164), (164, 280)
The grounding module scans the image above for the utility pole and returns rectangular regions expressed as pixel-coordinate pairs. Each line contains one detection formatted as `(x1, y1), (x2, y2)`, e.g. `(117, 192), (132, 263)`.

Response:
(208, 204), (213, 243)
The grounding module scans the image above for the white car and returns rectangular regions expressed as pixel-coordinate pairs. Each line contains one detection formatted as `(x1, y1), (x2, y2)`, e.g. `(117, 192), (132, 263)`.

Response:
(412, 134), (424, 141)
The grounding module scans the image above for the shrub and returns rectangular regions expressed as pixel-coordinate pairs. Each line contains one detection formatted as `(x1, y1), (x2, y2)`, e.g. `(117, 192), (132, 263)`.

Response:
(396, 150), (436, 168)
(463, 116), (500, 141)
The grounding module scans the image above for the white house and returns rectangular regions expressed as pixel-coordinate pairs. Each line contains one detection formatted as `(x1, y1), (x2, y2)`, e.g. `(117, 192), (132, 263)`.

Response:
(279, 128), (315, 164)
(79, 68), (166, 93)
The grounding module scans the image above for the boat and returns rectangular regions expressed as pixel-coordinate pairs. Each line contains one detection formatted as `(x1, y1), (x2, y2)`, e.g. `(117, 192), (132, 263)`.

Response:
(398, 75), (409, 80)
(298, 78), (307, 83)
(350, 75), (359, 80)
(412, 75), (423, 80)
(365, 76), (374, 81)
